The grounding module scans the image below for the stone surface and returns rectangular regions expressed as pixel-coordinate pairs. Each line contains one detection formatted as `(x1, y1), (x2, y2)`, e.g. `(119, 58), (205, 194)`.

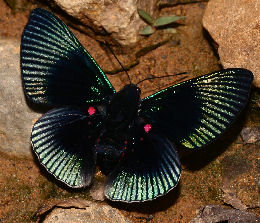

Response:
(53, 0), (157, 46)
(0, 38), (41, 158)
(203, 0), (260, 87)
(222, 187), (247, 211)
(43, 199), (132, 223)
(241, 126), (260, 144)
(189, 205), (260, 223)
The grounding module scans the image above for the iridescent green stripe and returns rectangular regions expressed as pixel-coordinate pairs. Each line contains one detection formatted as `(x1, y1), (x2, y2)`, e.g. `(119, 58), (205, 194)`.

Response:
(22, 43), (69, 59)
(22, 49), (59, 60)
(28, 20), (78, 49)
(24, 29), (74, 52)
(22, 56), (56, 65)
(23, 31), (72, 55)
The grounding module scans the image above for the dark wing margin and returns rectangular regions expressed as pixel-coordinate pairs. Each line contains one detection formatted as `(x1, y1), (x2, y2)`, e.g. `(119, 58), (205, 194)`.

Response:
(105, 133), (181, 202)
(21, 8), (115, 106)
(140, 68), (253, 149)
(31, 107), (103, 188)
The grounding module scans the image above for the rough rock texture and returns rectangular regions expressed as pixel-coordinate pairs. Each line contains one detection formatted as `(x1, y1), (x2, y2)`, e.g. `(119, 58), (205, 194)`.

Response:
(53, 0), (157, 46)
(43, 199), (132, 223)
(203, 0), (260, 87)
(189, 205), (260, 223)
(241, 126), (260, 144)
(222, 187), (248, 211)
(0, 38), (41, 158)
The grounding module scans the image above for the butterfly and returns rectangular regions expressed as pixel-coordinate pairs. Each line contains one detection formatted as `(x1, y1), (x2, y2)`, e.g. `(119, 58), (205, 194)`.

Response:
(21, 8), (253, 203)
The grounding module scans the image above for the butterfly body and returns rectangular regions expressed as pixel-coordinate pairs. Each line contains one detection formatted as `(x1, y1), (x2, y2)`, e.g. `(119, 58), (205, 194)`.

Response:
(97, 84), (154, 175)
(21, 8), (253, 202)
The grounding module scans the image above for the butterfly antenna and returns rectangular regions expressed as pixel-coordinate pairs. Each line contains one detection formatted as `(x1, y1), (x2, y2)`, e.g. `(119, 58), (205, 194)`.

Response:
(105, 41), (132, 84)
(136, 72), (188, 86)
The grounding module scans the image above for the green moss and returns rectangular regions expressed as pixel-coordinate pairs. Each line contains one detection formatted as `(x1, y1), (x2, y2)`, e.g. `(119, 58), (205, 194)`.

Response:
(19, 184), (33, 200)
(207, 185), (222, 201)
(2, 174), (33, 200)
(0, 175), (37, 222)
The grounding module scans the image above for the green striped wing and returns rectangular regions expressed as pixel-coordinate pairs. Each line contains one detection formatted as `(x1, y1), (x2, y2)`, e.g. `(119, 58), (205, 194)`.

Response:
(105, 133), (181, 202)
(21, 8), (115, 106)
(140, 68), (253, 149)
(31, 107), (103, 187)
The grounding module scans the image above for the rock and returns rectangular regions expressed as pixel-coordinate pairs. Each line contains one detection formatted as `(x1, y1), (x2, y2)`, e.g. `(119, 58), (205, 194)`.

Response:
(42, 199), (132, 223)
(53, 0), (157, 46)
(0, 38), (41, 158)
(222, 187), (247, 211)
(241, 126), (260, 144)
(203, 0), (260, 87)
(189, 205), (260, 223)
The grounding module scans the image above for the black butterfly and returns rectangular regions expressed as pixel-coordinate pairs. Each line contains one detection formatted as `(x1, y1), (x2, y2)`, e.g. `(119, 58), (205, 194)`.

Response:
(21, 8), (253, 202)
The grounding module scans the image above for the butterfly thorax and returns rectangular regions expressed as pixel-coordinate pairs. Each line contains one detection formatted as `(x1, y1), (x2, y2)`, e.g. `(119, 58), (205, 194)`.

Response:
(96, 84), (141, 174)
(107, 84), (141, 130)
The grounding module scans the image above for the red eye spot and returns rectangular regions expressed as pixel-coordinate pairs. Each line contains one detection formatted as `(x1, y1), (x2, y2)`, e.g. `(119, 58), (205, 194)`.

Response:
(144, 124), (152, 133)
(124, 146), (127, 150)
(88, 106), (95, 116)
(124, 140), (127, 144)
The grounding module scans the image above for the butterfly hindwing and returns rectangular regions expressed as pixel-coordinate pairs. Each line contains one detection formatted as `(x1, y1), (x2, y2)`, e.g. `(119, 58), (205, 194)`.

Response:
(31, 106), (104, 187)
(21, 8), (115, 106)
(105, 133), (181, 202)
(140, 68), (253, 149)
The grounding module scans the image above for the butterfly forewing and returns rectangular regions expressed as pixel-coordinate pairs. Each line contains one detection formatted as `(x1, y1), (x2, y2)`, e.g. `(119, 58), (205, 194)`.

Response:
(21, 8), (115, 106)
(31, 107), (103, 187)
(140, 68), (253, 149)
(105, 133), (181, 202)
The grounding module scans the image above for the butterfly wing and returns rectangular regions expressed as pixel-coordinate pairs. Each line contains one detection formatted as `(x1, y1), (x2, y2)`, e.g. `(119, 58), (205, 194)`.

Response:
(140, 68), (253, 149)
(105, 132), (181, 202)
(31, 107), (104, 187)
(21, 8), (115, 106)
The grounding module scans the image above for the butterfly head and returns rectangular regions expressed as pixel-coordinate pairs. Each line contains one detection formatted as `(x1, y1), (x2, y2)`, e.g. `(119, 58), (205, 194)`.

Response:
(121, 84), (141, 96)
